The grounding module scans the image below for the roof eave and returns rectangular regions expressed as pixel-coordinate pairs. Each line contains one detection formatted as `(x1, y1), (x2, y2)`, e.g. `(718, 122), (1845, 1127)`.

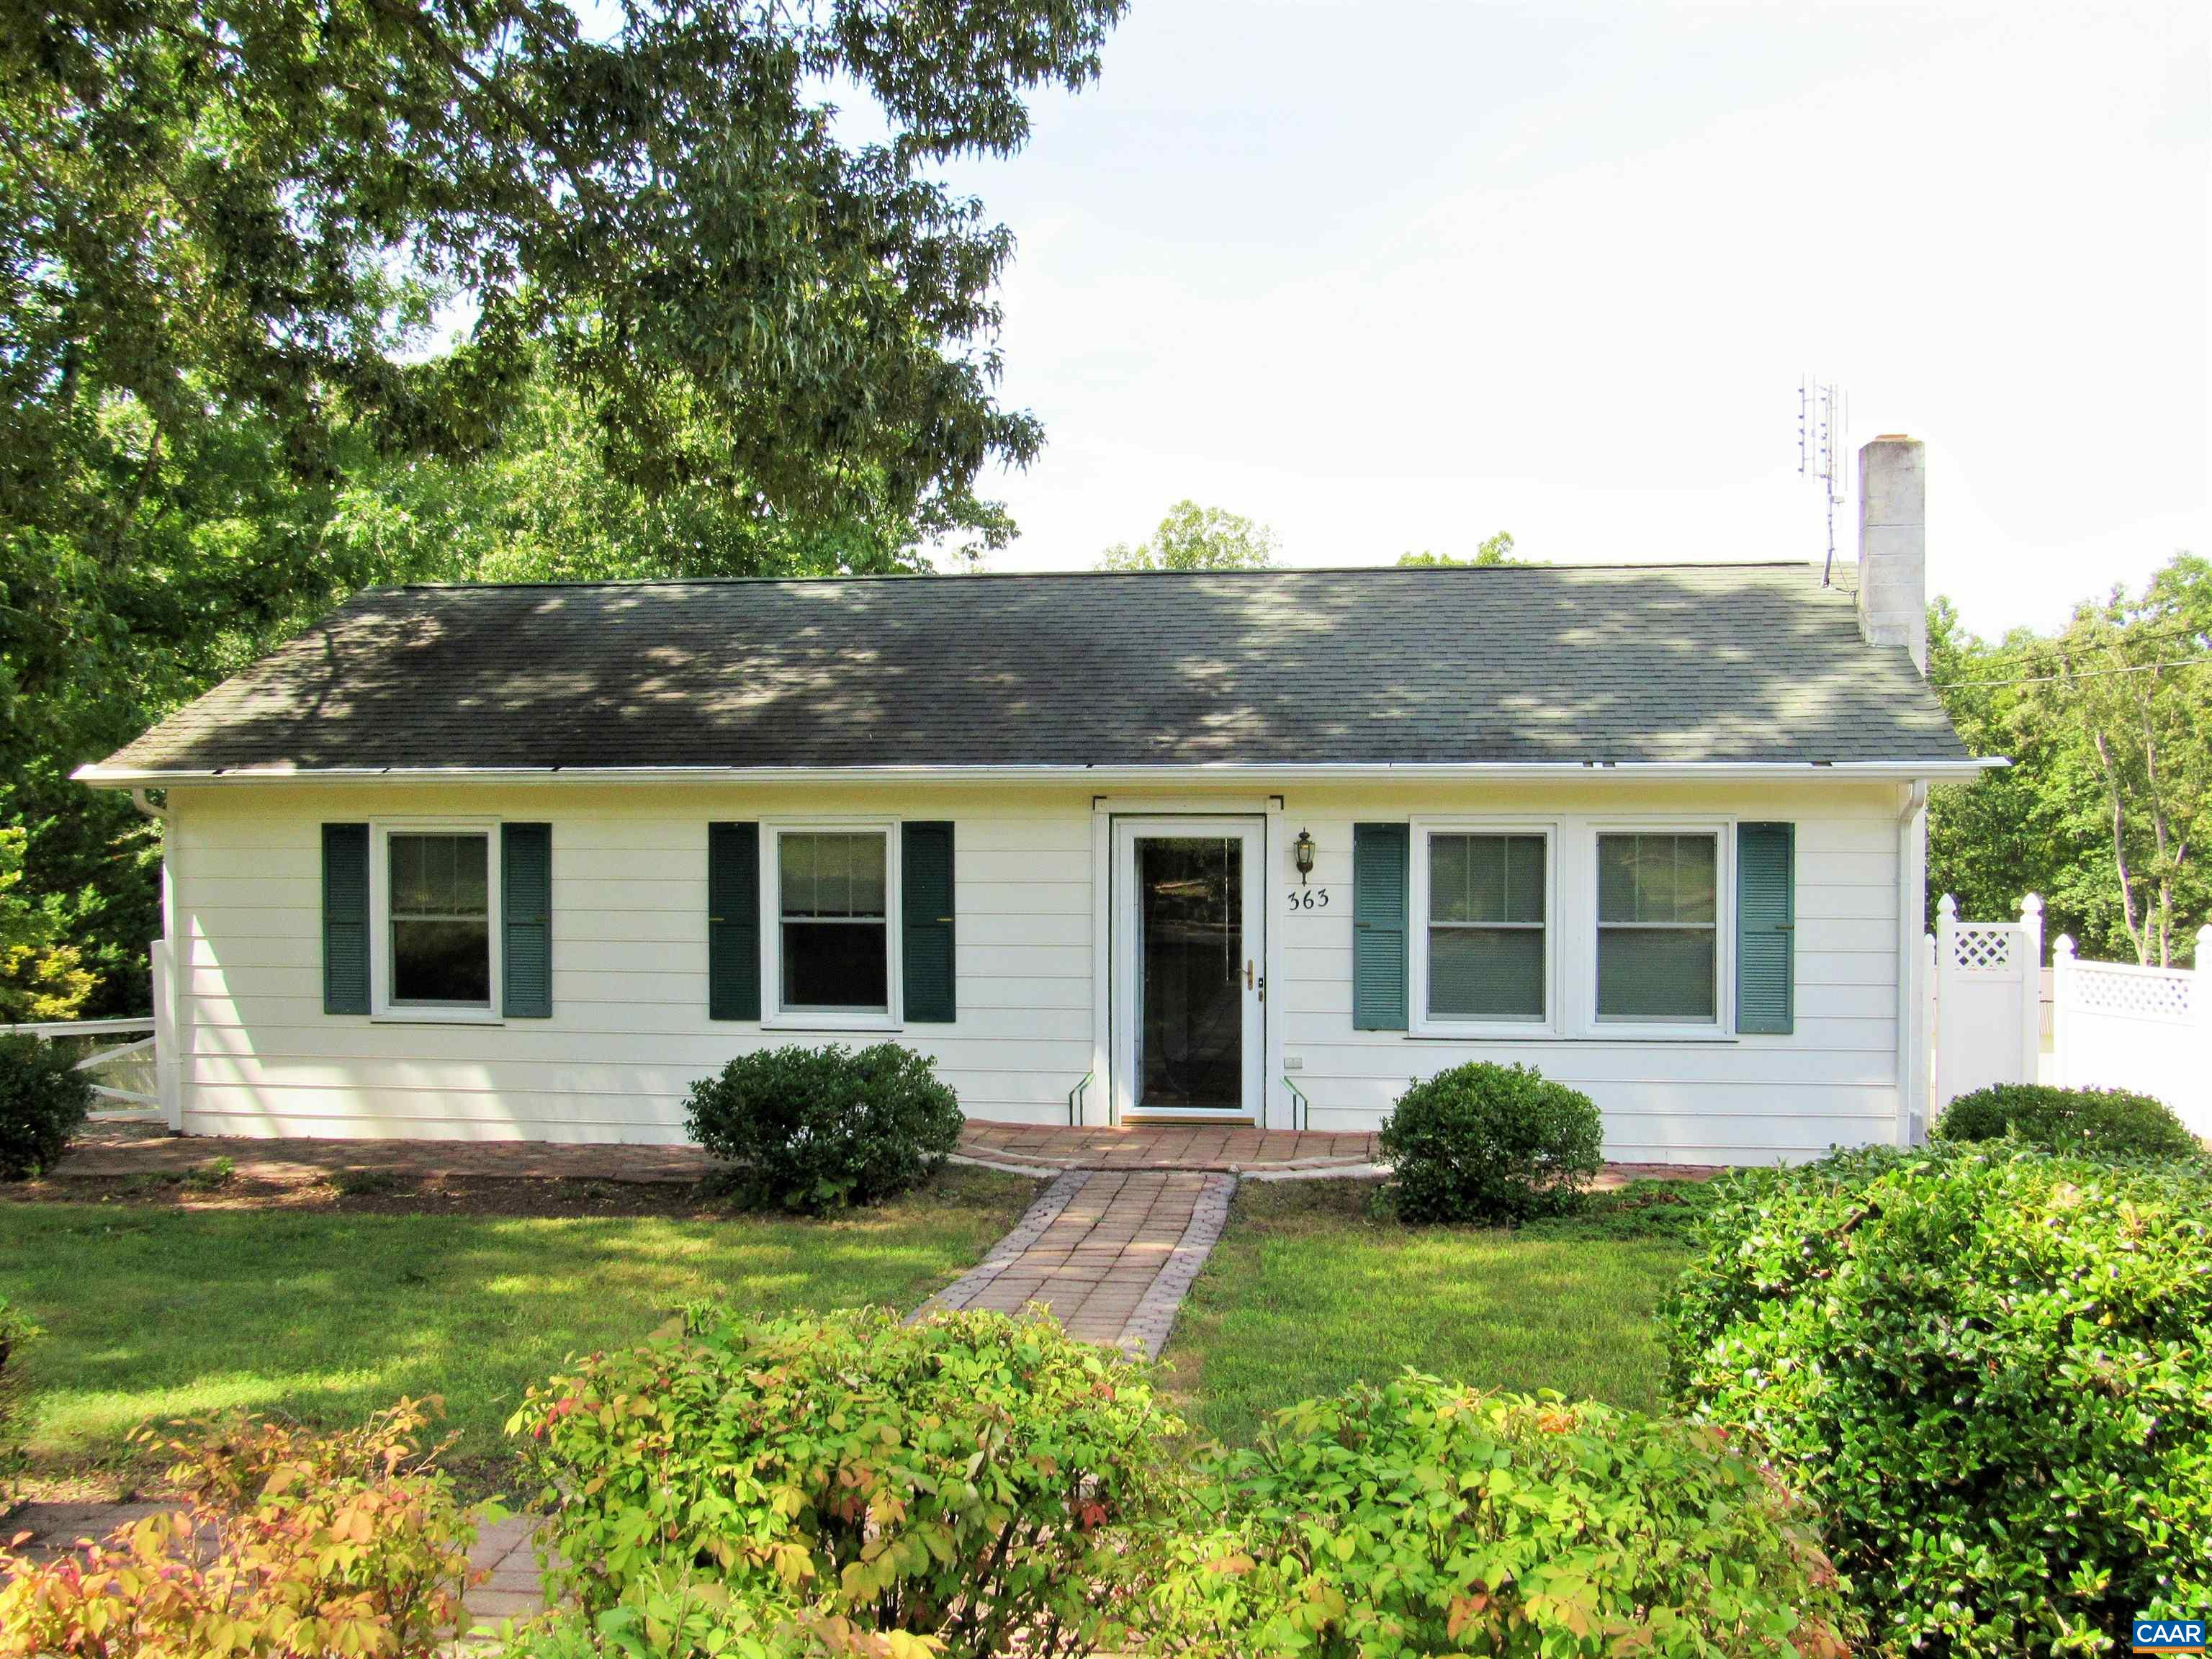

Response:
(74, 757), (2006, 788)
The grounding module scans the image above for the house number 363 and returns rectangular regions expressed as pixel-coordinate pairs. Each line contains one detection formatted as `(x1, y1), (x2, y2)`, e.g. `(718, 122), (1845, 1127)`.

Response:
(1287, 888), (1331, 911)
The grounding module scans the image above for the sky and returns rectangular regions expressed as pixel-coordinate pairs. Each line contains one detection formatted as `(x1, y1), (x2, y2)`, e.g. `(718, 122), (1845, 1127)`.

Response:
(910, 0), (2208, 637)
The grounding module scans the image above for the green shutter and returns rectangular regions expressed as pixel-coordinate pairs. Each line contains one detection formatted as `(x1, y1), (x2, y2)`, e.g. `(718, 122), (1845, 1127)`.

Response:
(902, 821), (956, 1023)
(1352, 823), (1410, 1030)
(1735, 822), (1795, 1035)
(501, 822), (552, 1019)
(322, 823), (370, 1015)
(708, 822), (760, 1021)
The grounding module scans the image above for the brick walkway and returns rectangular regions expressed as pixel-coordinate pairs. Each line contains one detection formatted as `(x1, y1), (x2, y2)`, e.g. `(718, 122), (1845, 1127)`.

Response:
(44, 1120), (1380, 1185)
(914, 1168), (1236, 1354)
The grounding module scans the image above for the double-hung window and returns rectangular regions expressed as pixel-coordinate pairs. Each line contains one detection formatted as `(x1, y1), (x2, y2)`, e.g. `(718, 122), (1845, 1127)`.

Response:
(376, 826), (498, 1017)
(772, 827), (895, 1020)
(1413, 827), (1552, 1032)
(1596, 831), (1720, 1025)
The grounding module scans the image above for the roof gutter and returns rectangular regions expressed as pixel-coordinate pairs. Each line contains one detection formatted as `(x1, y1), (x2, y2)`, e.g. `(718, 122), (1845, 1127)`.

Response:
(74, 758), (2008, 789)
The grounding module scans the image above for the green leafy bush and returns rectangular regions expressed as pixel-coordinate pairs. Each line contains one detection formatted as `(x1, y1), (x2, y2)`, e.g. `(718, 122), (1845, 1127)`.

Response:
(0, 1293), (33, 1496)
(511, 1305), (1184, 1658)
(1145, 1374), (1853, 1659)
(0, 1030), (93, 1179)
(1934, 1079), (2197, 1159)
(495, 1569), (941, 1659)
(685, 1043), (963, 1213)
(1377, 1061), (1603, 1223)
(1664, 1144), (2212, 1655)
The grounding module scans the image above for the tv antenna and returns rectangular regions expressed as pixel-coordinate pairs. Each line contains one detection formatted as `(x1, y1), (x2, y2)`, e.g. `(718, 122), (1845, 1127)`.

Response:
(1798, 375), (1849, 586)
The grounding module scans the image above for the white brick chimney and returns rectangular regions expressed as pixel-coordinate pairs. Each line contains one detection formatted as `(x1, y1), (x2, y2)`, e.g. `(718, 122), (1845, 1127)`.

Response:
(1856, 435), (1928, 674)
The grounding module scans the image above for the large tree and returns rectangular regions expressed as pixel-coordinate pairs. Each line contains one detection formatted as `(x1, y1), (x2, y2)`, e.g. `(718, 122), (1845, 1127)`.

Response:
(1926, 554), (2212, 965)
(1, 0), (1127, 1010)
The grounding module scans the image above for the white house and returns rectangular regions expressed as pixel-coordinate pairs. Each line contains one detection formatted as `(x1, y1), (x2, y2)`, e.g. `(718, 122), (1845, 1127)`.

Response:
(78, 437), (1984, 1164)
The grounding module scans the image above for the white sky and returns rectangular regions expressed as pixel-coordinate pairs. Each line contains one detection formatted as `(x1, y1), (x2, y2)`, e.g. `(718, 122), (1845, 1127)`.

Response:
(919, 0), (2208, 637)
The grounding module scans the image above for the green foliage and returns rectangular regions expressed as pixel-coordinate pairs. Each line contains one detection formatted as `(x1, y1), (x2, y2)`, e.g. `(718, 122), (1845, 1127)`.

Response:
(1928, 554), (2212, 966)
(510, 1304), (1185, 1658)
(0, 1293), (33, 1496)
(0, 1399), (482, 1656)
(1395, 531), (1519, 567)
(1663, 1144), (2212, 1655)
(4, 0), (1129, 1014)
(1377, 1062), (1603, 1224)
(1100, 501), (1278, 570)
(1145, 1375), (1854, 1659)
(685, 1043), (964, 1213)
(1933, 1080), (2198, 1159)
(500, 1572), (950, 1658)
(0, 1030), (92, 1179)
(0, 819), (93, 1019)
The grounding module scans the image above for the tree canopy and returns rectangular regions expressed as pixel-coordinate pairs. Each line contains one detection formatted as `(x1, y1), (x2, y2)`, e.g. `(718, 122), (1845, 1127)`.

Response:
(1928, 552), (2212, 965)
(1099, 500), (1278, 571)
(1, 0), (1128, 1012)
(1396, 531), (1518, 567)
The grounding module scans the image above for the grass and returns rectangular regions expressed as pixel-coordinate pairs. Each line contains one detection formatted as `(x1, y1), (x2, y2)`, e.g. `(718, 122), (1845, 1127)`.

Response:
(1164, 1179), (1699, 1445)
(0, 1166), (1035, 1493)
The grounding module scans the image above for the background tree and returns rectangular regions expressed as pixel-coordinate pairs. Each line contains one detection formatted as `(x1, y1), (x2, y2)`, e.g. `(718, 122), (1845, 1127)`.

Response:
(1099, 501), (1279, 571)
(1926, 554), (2212, 965)
(2, 0), (1127, 1011)
(1396, 531), (1519, 567)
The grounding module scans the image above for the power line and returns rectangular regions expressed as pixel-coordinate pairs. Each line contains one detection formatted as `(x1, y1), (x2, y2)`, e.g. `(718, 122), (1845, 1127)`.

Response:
(1936, 618), (2211, 672)
(1933, 655), (2212, 691)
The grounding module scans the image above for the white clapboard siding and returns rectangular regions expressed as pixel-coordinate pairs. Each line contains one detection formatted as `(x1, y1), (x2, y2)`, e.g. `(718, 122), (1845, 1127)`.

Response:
(164, 778), (1917, 1160)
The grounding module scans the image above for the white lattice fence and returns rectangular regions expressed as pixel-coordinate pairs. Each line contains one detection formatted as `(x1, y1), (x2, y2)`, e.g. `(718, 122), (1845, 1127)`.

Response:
(2052, 929), (2212, 1137)
(1931, 894), (2043, 1110)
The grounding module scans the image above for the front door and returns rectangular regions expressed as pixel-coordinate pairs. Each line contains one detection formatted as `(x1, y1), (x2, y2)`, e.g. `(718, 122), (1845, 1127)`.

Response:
(1111, 818), (1264, 1120)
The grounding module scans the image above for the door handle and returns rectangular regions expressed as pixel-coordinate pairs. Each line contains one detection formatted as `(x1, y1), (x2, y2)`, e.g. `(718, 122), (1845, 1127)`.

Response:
(1245, 959), (1254, 989)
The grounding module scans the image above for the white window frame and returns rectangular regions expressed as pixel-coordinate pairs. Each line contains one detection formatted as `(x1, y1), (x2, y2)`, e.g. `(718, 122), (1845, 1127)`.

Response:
(760, 819), (903, 1032)
(1578, 819), (1733, 1039)
(369, 819), (503, 1025)
(1409, 819), (1562, 1039)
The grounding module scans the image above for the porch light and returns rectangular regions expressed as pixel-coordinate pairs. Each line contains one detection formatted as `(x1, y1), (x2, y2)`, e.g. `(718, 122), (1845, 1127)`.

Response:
(1293, 827), (1316, 884)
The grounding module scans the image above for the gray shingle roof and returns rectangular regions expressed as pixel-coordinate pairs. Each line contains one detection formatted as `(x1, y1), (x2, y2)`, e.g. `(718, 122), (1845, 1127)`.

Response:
(91, 562), (1969, 775)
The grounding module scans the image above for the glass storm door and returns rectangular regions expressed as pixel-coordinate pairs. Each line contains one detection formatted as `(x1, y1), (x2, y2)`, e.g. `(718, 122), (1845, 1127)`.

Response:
(1112, 819), (1264, 1120)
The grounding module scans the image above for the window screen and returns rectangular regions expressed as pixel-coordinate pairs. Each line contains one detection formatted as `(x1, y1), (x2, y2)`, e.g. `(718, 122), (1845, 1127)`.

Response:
(1426, 832), (1546, 1022)
(388, 832), (492, 1006)
(1596, 832), (1718, 1022)
(779, 832), (889, 1011)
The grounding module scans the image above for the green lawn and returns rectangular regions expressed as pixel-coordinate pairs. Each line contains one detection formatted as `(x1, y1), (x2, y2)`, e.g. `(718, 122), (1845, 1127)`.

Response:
(0, 1167), (1034, 1491)
(1164, 1179), (1695, 1444)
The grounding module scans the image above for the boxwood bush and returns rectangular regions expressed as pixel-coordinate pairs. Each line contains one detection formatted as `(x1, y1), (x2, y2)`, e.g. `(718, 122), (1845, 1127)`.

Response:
(685, 1041), (963, 1213)
(0, 1031), (93, 1180)
(1377, 1061), (1603, 1223)
(511, 1304), (1186, 1658)
(1145, 1374), (1855, 1659)
(1664, 1144), (2212, 1655)
(1933, 1079), (2197, 1159)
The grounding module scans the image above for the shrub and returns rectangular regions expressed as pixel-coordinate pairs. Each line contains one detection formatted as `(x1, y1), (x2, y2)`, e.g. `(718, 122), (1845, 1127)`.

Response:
(1145, 1374), (1854, 1659)
(1377, 1061), (1603, 1223)
(685, 1042), (963, 1213)
(511, 1304), (1184, 1658)
(0, 1293), (33, 1496)
(1933, 1079), (2198, 1159)
(1664, 1144), (2212, 1655)
(498, 1571), (948, 1659)
(0, 1030), (94, 1179)
(0, 1398), (483, 1657)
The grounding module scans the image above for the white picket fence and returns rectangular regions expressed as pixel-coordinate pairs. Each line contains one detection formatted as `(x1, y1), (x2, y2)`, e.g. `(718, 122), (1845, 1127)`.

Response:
(1, 940), (178, 1124)
(1929, 894), (2212, 1138)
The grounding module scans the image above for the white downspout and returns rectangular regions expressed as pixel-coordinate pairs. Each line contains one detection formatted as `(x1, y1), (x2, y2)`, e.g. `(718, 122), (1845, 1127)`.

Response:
(1896, 781), (1929, 1146)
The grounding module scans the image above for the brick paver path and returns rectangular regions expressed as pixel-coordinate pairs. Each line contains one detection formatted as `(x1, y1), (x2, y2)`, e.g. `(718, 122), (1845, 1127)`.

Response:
(958, 1121), (1379, 1174)
(914, 1167), (1236, 1356)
